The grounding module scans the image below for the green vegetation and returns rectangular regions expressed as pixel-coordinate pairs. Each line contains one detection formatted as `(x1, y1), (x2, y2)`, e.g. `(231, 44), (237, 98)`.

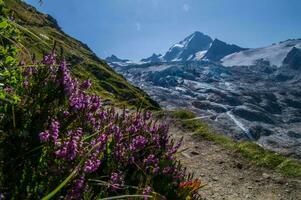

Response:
(0, 1), (201, 199)
(3, 0), (159, 110)
(170, 109), (301, 178)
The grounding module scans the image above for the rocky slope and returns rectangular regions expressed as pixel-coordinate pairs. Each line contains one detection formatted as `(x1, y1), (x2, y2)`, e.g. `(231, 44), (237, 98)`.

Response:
(171, 124), (301, 200)
(108, 33), (301, 159)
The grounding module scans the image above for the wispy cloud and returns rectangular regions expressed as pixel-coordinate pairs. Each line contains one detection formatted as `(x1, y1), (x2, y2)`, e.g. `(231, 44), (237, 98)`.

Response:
(152, 0), (159, 6)
(135, 22), (141, 31)
(182, 4), (190, 12)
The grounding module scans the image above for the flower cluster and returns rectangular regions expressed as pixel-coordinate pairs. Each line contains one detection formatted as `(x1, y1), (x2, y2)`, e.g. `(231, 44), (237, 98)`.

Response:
(143, 186), (152, 200)
(38, 119), (60, 144)
(55, 128), (83, 160)
(80, 79), (92, 90)
(129, 135), (148, 151)
(83, 156), (101, 173)
(50, 120), (60, 143)
(144, 154), (159, 166)
(109, 172), (124, 190)
(26, 54), (198, 199)
(43, 53), (56, 66)
(60, 60), (77, 95)
(67, 176), (86, 200)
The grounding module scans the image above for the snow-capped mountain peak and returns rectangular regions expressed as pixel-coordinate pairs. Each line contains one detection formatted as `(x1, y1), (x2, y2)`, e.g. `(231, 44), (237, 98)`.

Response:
(163, 31), (213, 61)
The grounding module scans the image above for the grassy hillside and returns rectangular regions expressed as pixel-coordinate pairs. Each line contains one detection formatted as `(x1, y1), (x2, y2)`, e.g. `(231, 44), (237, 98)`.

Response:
(4, 0), (159, 110)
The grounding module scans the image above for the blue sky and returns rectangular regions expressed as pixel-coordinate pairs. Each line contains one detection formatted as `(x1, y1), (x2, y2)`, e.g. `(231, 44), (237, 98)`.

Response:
(26, 0), (301, 61)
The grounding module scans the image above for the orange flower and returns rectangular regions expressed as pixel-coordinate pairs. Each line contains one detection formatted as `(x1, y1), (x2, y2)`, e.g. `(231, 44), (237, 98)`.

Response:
(179, 179), (201, 192)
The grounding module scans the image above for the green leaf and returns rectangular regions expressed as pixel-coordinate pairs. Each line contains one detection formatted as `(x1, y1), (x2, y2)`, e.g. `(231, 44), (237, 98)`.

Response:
(0, 20), (8, 29)
(5, 56), (15, 64)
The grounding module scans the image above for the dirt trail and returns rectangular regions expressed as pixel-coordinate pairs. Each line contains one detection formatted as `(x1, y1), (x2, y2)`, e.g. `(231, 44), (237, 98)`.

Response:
(170, 126), (301, 200)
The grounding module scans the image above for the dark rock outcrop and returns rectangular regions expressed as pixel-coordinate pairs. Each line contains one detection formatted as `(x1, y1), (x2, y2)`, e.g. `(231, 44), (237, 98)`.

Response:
(283, 47), (301, 70)
(204, 39), (246, 61)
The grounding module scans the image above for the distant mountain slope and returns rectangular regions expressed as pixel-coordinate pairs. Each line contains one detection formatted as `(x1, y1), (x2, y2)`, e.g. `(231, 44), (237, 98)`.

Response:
(141, 53), (162, 63)
(105, 55), (129, 63)
(222, 39), (301, 67)
(5, 0), (159, 109)
(105, 54), (138, 67)
(137, 32), (301, 67)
